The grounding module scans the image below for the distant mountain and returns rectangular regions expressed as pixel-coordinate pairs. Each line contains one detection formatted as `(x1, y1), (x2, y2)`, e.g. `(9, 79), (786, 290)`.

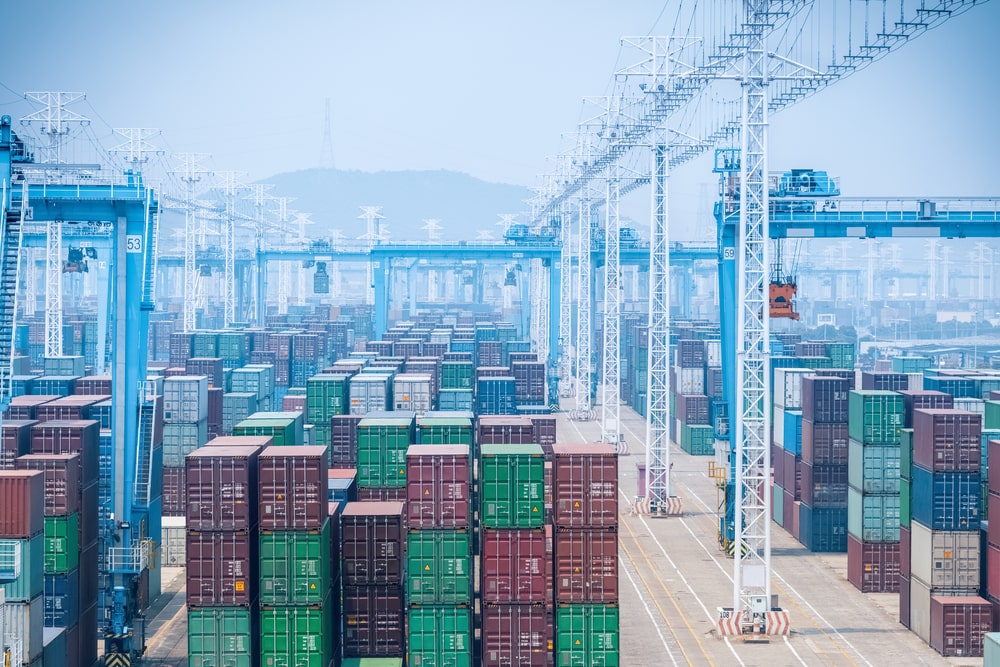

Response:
(263, 168), (532, 242)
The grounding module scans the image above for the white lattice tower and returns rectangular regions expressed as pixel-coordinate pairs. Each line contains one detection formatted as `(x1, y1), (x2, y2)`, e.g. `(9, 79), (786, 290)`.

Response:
(171, 154), (211, 332)
(558, 196), (574, 398)
(358, 206), (384, 305)
(44, 220), (62, 357)
(600, 159), (622, 446)
(496, 213), (517, 237)
(217, 171), (246, 327)
(293, 212), (315, 305)
(21, 92), (88, 165)
(110, 128), (163, 169)
(22, 249), (36, 317)
(574, 189), (594, 419)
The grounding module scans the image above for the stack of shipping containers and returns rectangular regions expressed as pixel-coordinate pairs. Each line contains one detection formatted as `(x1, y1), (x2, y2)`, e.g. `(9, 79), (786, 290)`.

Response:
(798, 375), (850, 552)
(673, 339), (713, 455)
(0, 470), (45, 666)
(356, 412), (414, 503)
(773, 368), (811, 533)
(163, 375), (208, 471)
(846, 390), (903, 592)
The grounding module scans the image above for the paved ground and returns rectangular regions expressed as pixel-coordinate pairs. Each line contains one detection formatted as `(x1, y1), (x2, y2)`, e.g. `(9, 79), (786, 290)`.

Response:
(140, 402), (982, 666)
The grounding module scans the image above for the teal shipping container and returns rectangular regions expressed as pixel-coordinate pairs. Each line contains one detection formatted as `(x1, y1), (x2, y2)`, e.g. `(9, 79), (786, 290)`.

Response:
(847, 440), (901, 494)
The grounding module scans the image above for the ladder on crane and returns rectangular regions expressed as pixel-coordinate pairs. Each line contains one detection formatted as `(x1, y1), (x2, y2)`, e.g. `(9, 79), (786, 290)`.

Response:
(133, 382), (157, 507)
(0, 181), (24, 407)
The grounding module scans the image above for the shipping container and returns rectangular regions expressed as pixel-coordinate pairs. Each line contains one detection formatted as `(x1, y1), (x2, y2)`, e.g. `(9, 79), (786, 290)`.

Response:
(329, 469), (358, 510)
(341, 502), (405, 586)
(405, 445), (471, 529)
(846, 536), (899, 593)
(801, 420), (849, 466)
(481, 528), (547, 604)
(259, 520), (332, 606)
(800, 463), (848, 508)
(480, 444), (545, 529)
(407, 605), (473, 667)
(909, 520), (980, 590)
(847, 441), (901, 494)
(774, 368), (812, 410)
(912, 409), (982, 473)
(929, 596), (993, 657)
(798, 504), (848, 553)
(910, 466), (980, 531)
(482, 603), (549, 667)
(554, 527), (618, 603)
(848, 390), (904, 445)
(800, 376), (849, 424)
(162, 516), (186, 567)
(551, 444), (617, 528)
(342, 584), (405, 658)
(14, 453), (79, 516)
(43, 567), (78, 627)
(392, 373), (434, 413)
(846, 489), (900, 543)
(406, 529), (472, 605)
(186, 445), (262, 531)
(163, 375), (209, 423)
(416, 417), (473, 446)
(258, 445), (328, 530)
(43, 513), (79, 573)
(1, 534), (43, 602)
(185, 529), (256, 607)
(350, 374), (393, 415)
(260, 595), (335, 667)
(0, 470), (44, 538)
(555, 603), (619, 667)
(2, 595), (43, 665)
(187, 606), (258, 667)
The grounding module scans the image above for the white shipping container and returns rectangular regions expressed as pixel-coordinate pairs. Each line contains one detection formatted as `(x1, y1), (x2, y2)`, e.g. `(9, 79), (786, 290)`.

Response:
(705, 340), (722, 367)
(393, 374), (433, 414)
(162, 420), (209, 467)
(910, 521), (980, 591)
(2, 595), (43, 664)
(909, 576), (932, 645)
(350, 375), (391, 415)
(774, 368), (812, 410)
(906, 373), (923, 390)
(163, 375), (208, 423)
(954, 398), (985, 415)
(161, 516), (186, 567)
(773, 406), (786, 448)
(985, 632), (1000, 665)
(676, 367), (705, 396)
(146, 375), (165, 396)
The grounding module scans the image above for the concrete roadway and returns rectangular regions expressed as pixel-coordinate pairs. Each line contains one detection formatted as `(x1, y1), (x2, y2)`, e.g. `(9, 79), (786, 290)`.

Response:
(558, 401), (970, 667)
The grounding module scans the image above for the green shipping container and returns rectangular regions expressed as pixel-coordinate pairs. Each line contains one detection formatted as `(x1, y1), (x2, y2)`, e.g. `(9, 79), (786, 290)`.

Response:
(417, 417), (474, 446)
(441, 362), (474, 390)
(259, 521), (331, 606)
(680, 424), (714, 456)
(555, 604), (620, 667)
(188, 607), (256, 667)
(986, 401), (1000, 430)
(233, 418), (296, 446)
(44, 514), (79, 574)
(306, 374), (349, 425)
(480, 444), (544, 529)
(891, 355), (932, 374)
(357, 416), (414, 488)
(406, 605), (473, 667)
(900, 477), (911, 528)
(825, 342), (855, 370)
(900, 428), (913, 482)
(798, 356), (833, 369)
(772, 484), (784, 526)
(847, 487), (900, 543)
(407, 530), (472, 604)
(260, 598), (334, 667)
(848, 391), (904, 445)
(0, 535), (43, 601)
(847, 440), (901, 494)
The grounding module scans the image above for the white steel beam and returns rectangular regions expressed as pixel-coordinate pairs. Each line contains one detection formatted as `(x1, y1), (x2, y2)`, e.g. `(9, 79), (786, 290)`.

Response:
(600, 162), (621, 446)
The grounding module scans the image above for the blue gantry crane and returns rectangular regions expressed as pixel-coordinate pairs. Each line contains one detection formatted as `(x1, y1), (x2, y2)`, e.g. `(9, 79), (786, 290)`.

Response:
(1, 115), (160, 665)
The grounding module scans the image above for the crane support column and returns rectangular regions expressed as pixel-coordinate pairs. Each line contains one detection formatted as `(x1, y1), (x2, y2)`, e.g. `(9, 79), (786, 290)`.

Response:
(600, 163), (622, 446)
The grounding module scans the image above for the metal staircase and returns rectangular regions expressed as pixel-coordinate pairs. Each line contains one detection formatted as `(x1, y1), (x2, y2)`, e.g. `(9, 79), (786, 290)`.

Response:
(133, 382), (157, 507)
(0, 182), (24, 409)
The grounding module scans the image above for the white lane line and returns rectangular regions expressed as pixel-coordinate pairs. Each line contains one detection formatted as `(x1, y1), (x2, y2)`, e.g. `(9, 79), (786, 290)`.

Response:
(619, 554), (682, 667)
(678, 470), (875, 667)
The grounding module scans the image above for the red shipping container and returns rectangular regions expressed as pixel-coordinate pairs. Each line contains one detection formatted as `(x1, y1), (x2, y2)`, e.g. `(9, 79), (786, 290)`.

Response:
(675, 394), (710, 425)
(900, 526), (911, 580)
(186, 357), (224, 387)
(0, 470), (44, 537)
(405, 445), (470, 529)
(990, 494), (1000, 548)
(553, 527), (618, 603)
(847, 535), (900, 593)
(991, 441), (1000, 493)
(0, 420), (35, 469)
(800, 376), (849, 424)
(478, 416), (535, 445)
(281, 394), (306, 413)
(929, 596), (994, 657)
(79, 482), (98, 549)
(207, 387), (224, 430)
(357, 486), (407, 505)
(771, 444), (784, 485)
(529, 416), (557, 457)
(331, 415), (363, 468)
(186, 445), (262, 531)
(258, 445), (328, 530)
(900, 577), (911, 628)
(800, 463), (848, 508)
(782, 488), (794, 533)
(4, 396), (59, 421)
(185, 530), (256, 607)
(898, 390), (954, 428)
(912, 409), (982, 473)
(988, 544), (1000, 601)
(162, 466), (187, 516)
(780, 449), (799, 498)
(73, 376), (112, 396)
(204, 435), (273, 448)
(482, 603), (550, 667)
(481, 528), (548, 603)
(35, 396), (107, 423)
(29, 420), (100, 486)
(801, 420), (849, 466)
(791, 500), (801, 540)
(341, 501), (405, 585)
(342, 584), (405, 658)
(14, 454), (79, 516)
(551, 444), (618, 528)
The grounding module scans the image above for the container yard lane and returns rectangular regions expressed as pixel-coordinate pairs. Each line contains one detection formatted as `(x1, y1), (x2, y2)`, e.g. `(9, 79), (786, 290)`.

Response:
(559, 400), (954, 666)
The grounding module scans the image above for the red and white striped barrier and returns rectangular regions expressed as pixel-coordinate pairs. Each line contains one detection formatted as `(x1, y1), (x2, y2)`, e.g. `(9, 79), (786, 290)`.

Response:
(717, 608), (743, 636)
(764, 610), (791, 635)
(632, 496), (682, 516)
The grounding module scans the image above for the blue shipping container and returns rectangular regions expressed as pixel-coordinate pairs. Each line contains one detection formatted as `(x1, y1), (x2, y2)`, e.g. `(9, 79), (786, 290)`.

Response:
(476, 378), (517, 415)
(783, 409), (803, 456)
(438, 389), (474, 412)
(328, 476), (357, 512)
(44, 569), (80, 627)
(910, 465), (980, 531)
(798, 504), (848, 553)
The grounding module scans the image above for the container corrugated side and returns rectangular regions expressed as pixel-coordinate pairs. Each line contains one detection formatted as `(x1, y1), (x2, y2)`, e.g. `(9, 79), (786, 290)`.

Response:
(406, 529), (472, 605)
(480, 444), (545, 529)
(406, 605), (473, 667)
(0, 470), (44, 538)
(187, 606), (258, 667)
(342, 584), (405, 658)
(551, 444), (617, 529)
(909, 520), (980, 590)
(482, 603), (550, 667)
(259, 596), (335, 667)
(186, 445), (261, 531)
(258, 520), (331, 606)
(554, 603), (619, 667)
(405, 445), (470, 529)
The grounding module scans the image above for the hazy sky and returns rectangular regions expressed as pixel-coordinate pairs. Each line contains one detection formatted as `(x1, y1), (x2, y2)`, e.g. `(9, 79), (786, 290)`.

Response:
(2, 1), (998, 239)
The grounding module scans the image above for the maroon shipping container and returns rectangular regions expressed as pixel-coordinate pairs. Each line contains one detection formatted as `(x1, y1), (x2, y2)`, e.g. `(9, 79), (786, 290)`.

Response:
(4, 396), (59, 421)
(676, 339), (705, 368)
(162, 466), (186, 517)
(987, 543), (1000, 602)
(553, 527), (618, 603)
(204, 435), (274, 448)
(847, 535), (900, 593)
(860, 372), (910, 391)
(29, 420), (100, 485)
(14, 454), (79, 516)
(341, 501), (405, 585)
(207, 387), (224, 432)
(342, 584), (405, 658)
(35, 395), (107, 423)
(800, 376), (849, 424)
(912, 409), (981, 473)
(481, 528), (548, 603)
(898, 390), (954, 428)
(405, 445), (470, 529)
(813, 369), (856, 390)
(529, 416), (557, 453)
(258, 445), (328, 530)
(185, 530), (256, 607)
(0, 470), (44, 537)
(482, 603), (550, 667)
(478, 416), (536, 445)
(801, 420), (849, 466)
(929, 596), (994, 657)
(74, 376), (112, 396)
(187, 445), (262, 531)
(357, 486), (407, 504)
(781, 488), (794, 537)
(551, 444), (618, 528)
(795, 341), (826, 357)
(281, 395), (306, 413)
(0, 420), (35, 469)
(331, 415), (363, 467)
(990, 495), (1000, 548)
(79, 482), (98, 548)
(675, 394), (710, 426)
(899, 574), (911, 628)
(800, 463), (848, 508)
(771, 444), (784, 484)
(990, 441), (1000, 493)
(900, 526), (911, 580)
(780, 449), (800, 498)
(327, 502), (343, 583)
